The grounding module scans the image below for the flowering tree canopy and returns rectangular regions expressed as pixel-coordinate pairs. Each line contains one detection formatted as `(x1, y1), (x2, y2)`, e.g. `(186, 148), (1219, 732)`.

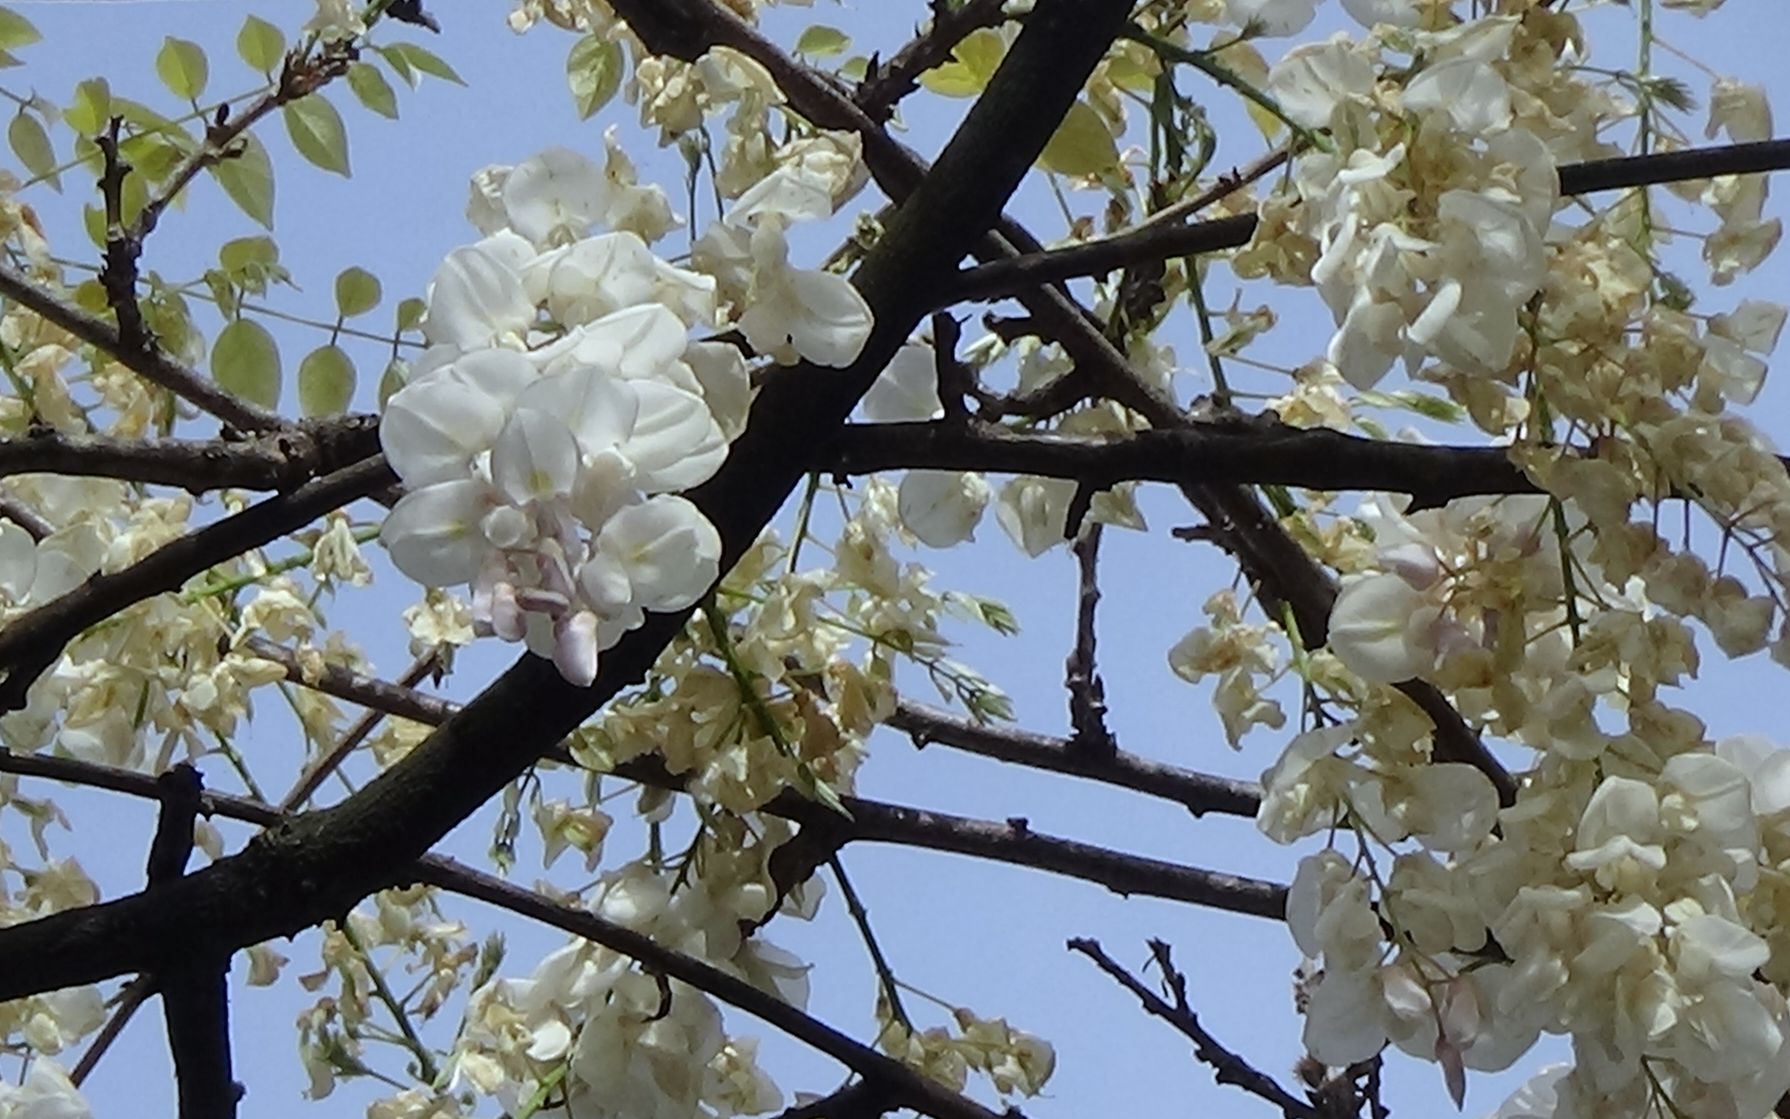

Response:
(0, 0), (1782, 1117)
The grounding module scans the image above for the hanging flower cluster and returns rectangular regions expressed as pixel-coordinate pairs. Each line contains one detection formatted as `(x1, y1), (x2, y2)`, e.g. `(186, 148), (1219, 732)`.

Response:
(379, 145), (873, 686)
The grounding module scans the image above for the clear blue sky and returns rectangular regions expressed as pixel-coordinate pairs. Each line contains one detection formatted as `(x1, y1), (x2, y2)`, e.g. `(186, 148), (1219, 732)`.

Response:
(4, 2), (1788, 1118)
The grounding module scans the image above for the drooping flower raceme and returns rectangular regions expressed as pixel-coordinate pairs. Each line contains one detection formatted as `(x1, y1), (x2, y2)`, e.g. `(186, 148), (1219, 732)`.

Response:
(380, 146), (873, 686)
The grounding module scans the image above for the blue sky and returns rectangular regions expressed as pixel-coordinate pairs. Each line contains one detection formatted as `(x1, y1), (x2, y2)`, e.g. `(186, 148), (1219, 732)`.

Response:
(3, 1), (1788, 1117)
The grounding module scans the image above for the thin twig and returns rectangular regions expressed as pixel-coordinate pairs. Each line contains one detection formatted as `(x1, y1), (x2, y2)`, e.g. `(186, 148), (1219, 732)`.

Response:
(855, 0), (1010, 124)
(1069, 937), (1317, 1119)
(1065, 524), (1114, 756)
(280, 649), (441, 810)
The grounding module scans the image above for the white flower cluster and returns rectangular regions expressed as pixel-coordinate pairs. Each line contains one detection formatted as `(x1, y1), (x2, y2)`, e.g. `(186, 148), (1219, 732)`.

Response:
(380, 146), (873, 686)
(449, 860), (806, 1119)
(1250, 19), (1559, 391)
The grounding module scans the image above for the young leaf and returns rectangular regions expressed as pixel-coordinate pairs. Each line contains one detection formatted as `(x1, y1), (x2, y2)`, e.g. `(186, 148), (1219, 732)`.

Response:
(376, 44), (416, 88)
(283, 94), (351, 177)
(1038, 100), (1119, 176)
(298, 345), (356, 416)
(212, 318), (281, 409)
(64, 78), (111, 137)
(210, 133), (275, 228)
(236, 15), (285, 75)
(919, 28), (1006, 97)
(155, 37), (208, 102)
(395, 296), (426, 333)
(334, 266), (381, 318)
(0, 6), (39, 53)
(382, 42), (463, 85)
(8, 110), (57, 190)
(218, 235), (288, 294)
(795, 25), (850, 58)
(377, 357), (408, 408)
(347, 62), (398, 120)
(566, 35), (623, 121)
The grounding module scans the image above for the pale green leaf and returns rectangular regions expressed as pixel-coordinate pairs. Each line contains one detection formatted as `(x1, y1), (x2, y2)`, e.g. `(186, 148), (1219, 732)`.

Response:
(282, 94), (350, 177)
(918, 28), (1005, 97)
(396, 296), (426, 333)
(64, 78), (111, 137)
(795, 25), (850, 58)
(347, 62), (398, 120)
(1038, 99), (1119, 176)
(377, 358), (408, 408)
(566, 35), (623, 121)
(212, 319), (281, 409)
(218, 235), (288, 294)
(155, 37), (208, 101)
(377, 44), (415, 88)
(334, 266), (381, 318)
(0, 7), (39, 53)
(839, 55), (870, 83)
(210, 133), (274, 228)
(8, 110), (56, 190)
(237, 15), (285, 74)
(298, 345), (356, 417)
(382, 42), (463, 85)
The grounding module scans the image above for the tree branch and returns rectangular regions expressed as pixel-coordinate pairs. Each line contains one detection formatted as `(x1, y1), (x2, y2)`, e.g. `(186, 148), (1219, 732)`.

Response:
(0, 417), (381, 492)
(886, 698), (1262, 819)
(1069, 937), (1317, 1119)
(854, 0), (1010, 124)
(821, 419), (1544, 505)
(0, 454), (394, 712)
(942, 138), (1790, 303)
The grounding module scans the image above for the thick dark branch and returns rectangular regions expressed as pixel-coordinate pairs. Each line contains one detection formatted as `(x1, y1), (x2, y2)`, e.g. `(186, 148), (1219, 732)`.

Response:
(0, 262), (283, 433)
(0, 417), (381, 491)
(943, 138), (1790, 302)
(855, 0), (1010, 124)
(887, 699), (1262, 819)
(0, 0), (1139, 1004)
(1070, 938), (1317, 1119)
(825, 420), (1543, 506)
(147, 766), (238, 1119)
(0, 455), (394, 712)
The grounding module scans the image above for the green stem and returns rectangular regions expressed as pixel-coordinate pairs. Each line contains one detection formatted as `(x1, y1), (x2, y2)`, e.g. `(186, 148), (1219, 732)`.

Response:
(1123, 27), (1332, 153)
(339, 919), (441, 1086)
(829, 855), (910, 1028)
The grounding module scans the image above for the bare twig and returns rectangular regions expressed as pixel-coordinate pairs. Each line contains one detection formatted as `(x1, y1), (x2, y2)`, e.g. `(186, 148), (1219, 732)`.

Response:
(887, 698), (1262, 818)
(1065, 524), (1114, 756)
(279, 648), (442, 810)
(1069, 937), (1317, 1119)
(0, 490), (53, 539)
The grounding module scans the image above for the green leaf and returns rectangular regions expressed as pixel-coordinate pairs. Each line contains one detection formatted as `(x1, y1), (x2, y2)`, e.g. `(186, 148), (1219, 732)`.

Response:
(0, 7), (39, 53)
(376, 44), (415, 88)
(236, 14), (285, 74)
(72, 279), (108, 314)
(118, 132), (186, 183)
(212, 319), (281, 409)
(155, 37), (208, 101)
(282, 94), (350, 177)
(81, 203), (103, 248)
(1038, 100), (1119, 176)
(346, 62), (398, 120)
(218, 235), (288, 294)
(919, 28), (1006, 97)
(64, 78), (111, 137)
(334, 266), (381, 317)
(839, 55), (871, 83)
(210, 133), (274, 228)
(565, 35), (623, 121)
(297, 345), (356, 417)
(395, 296), (426, 333)
(795, 25), (850, 58)
(8, 110), (56, 190)
(377, 357), (408, 408)
(382, 42), (463, 85)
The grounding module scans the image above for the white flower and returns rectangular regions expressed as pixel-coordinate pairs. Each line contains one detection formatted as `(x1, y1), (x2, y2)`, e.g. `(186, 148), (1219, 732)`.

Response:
(898, 471), (990, 548)
(422, 242), (536, 351)
(502, 147), (609, 248)
(1224, 0), (1317, 36)
(861, 341), (943, 422)
(1326, 572), (1431, 682)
